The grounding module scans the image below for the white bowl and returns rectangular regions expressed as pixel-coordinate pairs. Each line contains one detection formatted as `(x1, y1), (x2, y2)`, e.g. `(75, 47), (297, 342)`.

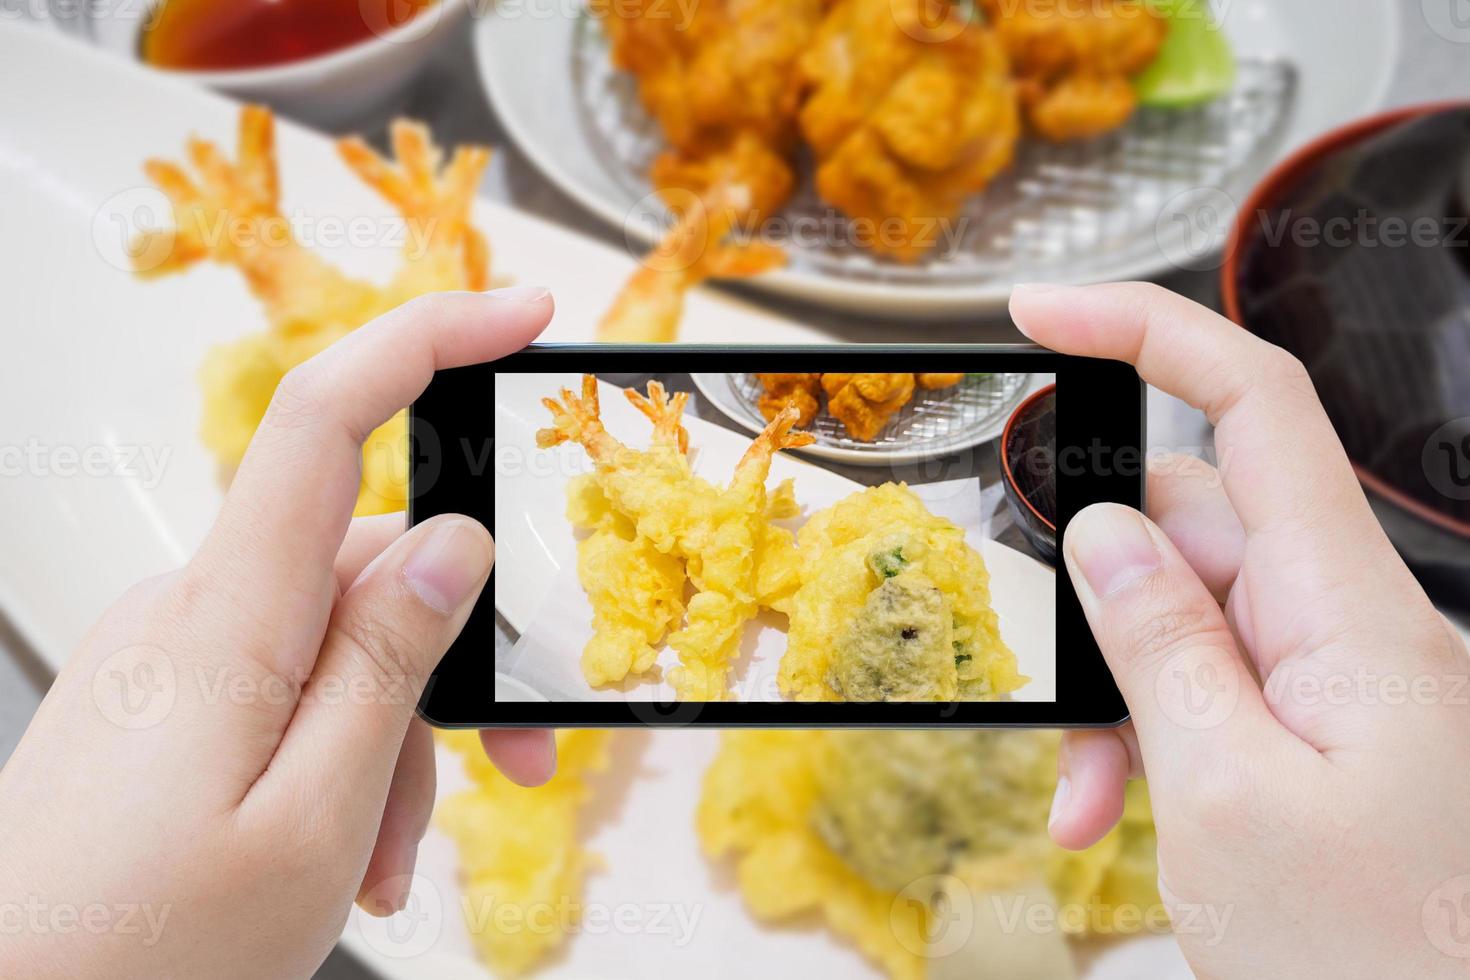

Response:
(86, 0), (471, 127)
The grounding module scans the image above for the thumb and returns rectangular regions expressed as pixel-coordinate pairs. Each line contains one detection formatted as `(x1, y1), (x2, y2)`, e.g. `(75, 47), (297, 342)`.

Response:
(263, 515), (492, 817)
(1062, 503), (1286, 791)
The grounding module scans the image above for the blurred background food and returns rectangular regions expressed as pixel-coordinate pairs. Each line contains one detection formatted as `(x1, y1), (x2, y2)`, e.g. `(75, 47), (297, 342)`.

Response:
(698, 730), (1162, 980)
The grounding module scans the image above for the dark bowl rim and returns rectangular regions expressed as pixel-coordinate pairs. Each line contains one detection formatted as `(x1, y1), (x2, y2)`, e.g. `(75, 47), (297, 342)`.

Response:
(1220, 98), (1470, 542)
(1000, 382), (1058, 534)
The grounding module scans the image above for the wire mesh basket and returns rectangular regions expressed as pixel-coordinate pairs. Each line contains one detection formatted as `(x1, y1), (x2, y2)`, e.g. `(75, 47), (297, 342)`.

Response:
(570, 15), (1297, 286)
(694, 373), (1036, 462)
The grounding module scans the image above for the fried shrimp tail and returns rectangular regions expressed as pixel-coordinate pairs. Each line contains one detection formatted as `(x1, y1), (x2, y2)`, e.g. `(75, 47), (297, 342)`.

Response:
(536, 375), (626, 464)
(625, 380), (691, 454)
(598, 161), (786, 343)
(137, 106), (494, 518)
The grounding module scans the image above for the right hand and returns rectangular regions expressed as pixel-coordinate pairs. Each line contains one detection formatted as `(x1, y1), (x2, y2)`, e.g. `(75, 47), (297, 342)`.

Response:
(1013, 282), (1470, 979)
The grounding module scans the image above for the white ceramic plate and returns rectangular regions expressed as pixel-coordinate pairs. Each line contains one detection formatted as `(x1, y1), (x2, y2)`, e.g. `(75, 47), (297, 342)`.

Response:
(0, 23), (836, 674)
(691, 373), (1050, 466)
(473, 1), (1398, 318)
(493, 375), (1057, 702)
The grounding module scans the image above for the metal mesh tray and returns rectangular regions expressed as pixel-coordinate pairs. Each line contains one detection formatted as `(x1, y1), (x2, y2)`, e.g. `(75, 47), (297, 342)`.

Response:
(571, 15), (1296, 287)
(697, 373), (1035, 460)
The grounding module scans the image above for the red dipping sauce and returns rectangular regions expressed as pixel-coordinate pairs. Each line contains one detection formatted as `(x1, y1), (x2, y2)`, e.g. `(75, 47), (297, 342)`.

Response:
(141, 0), (435, 71)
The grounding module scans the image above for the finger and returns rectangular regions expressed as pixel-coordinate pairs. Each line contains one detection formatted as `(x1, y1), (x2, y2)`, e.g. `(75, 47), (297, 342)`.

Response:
(191, 288), (551, 680)
(336, 513), (408, 594)
(257, 515), (492, 831)
(1013, 282), (1429, 675)
(1146, 454), (1243, 603)
(1012, 282), (1388, 551)
(480, 729), (557, 788)
(1049, 727), (1139, 850)
(1062, 503), (1319, 789)
(357, 718), (436, 917)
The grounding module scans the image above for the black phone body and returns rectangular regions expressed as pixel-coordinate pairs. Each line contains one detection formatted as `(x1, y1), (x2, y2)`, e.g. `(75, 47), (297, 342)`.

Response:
(412, 344), (1142, 729)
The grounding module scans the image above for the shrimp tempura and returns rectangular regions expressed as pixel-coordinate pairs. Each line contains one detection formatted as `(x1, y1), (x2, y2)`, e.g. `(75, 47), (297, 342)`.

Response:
(666, 406), (813, 700)
(598, 139), (786, 343)
(540, 376), (810, 698)
(134, 106), (491, 515)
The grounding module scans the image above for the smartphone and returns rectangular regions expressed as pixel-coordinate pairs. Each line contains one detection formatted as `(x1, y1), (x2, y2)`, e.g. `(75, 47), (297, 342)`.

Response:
(411, 345), (1143, 729)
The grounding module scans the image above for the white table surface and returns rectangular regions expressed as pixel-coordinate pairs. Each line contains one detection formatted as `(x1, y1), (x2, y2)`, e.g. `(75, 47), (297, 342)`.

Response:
(3, 6), (1469, 979)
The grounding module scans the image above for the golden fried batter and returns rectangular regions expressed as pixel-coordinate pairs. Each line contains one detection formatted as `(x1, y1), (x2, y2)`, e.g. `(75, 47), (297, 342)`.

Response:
(135, 107), (490, 515)
(592, 0), (823, 215)
(698, 730), (1164, 980)
(980, 0), (1167, 141)
(539, 376), (812, 700)
(598, 147), (787, 342)
(916, 372), (964, 389)
(755, 373), (823, 427)
(821, 372), (916, 441)
(797, 0), (1020, 262)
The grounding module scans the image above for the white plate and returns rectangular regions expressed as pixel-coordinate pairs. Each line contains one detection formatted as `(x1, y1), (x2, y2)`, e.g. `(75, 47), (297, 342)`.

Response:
(474, 1), (1398, 318)
(493, 375), (1056, 702)
(0, 23), (836, 674)
(691, 373), (1050, 466)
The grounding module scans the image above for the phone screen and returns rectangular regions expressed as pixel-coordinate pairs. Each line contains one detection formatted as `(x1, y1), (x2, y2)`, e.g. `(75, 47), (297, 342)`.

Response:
(412, 345), (1141, 728)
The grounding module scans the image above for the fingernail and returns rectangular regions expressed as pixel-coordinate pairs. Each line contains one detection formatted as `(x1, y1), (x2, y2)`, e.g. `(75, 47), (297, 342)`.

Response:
(402, 519), (493, 614)
(484, 285), (550, 303)
(1067, 506), (1161, 598)
(1048, 774), (1070, 832)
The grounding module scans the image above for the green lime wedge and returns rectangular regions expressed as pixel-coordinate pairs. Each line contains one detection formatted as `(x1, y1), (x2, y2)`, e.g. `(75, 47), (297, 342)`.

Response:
(1135, 0), (1237, 108)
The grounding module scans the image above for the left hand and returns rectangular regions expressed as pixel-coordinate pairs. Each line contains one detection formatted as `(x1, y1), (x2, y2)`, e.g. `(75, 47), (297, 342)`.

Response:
(0, 288), (556, 980)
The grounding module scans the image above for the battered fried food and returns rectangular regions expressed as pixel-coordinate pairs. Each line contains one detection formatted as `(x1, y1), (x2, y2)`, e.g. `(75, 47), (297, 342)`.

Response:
(821, 372), (916, 441)
(755, 373), (822, 427)
(916, 372), (964, 389)
(697, 730), (1163, 980)
(666, 405), (813, 700)
(592, 0), (820, 341)
(135, 106), (491, 515)
(979, 0), (1168, 141)
(598, 161), (786, 342)
(797, 0), (1020, 262)
(591, 0), (823, 215)
(539, 376), (810, 699)
(437, 729), (613, 977)
(780, 483), (1025, 702)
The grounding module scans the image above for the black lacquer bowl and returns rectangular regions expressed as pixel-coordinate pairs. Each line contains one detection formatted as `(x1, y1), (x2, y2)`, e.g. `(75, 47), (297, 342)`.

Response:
(1224, 103), (1470, 608)
(999, 384), (1057, 565)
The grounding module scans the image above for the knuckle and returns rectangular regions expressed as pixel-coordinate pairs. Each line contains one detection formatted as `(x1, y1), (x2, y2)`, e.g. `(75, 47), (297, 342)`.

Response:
(330, 606), (425, 694)
(1262, 344), (1310, 387)
(1112, 584), (1218, 668)
(267, 363), (330, 431)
